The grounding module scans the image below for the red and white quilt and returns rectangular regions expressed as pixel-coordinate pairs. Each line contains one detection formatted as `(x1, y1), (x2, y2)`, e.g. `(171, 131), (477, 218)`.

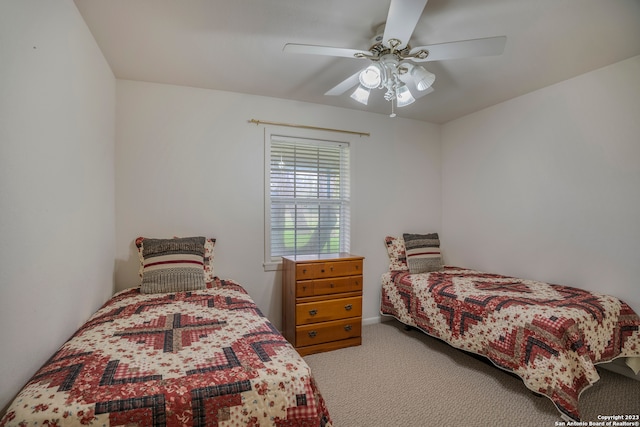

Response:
(380, 267), (640, 421)
(1, 278), (332, 427)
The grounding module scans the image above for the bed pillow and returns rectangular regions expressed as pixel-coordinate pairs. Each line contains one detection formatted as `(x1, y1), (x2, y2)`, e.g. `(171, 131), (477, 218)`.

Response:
(384, 236), (409, 271)
(203, 238), (216, 282)
(403, 233), (443, 274)
(136, 236), (216, 283)
(136, 236), (207, 294)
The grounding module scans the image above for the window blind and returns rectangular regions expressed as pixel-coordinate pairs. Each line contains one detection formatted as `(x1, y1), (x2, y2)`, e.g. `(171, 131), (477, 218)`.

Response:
(269, 136), (350, 260)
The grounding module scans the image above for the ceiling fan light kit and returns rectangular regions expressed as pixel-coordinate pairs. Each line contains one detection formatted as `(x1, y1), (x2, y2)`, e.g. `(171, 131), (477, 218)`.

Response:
(283, 0), (506, 117)
(349, 53), (425, 113)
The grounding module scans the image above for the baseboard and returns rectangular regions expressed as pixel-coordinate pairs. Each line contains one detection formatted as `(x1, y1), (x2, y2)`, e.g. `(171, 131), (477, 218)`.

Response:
(362, 315), (394, 326)
(362, 316), (380, 326)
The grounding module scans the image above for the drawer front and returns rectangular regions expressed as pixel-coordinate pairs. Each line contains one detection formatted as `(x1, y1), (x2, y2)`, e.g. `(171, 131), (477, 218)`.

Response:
(295, 276), (362, 297)
(295, 281), (314, 297)
(295, 263), (320, 280)
(296, 297), (362, 325)
(312, 275), (362, 296)
(296, 318), (362, 347)
(322, 260), (362, 278)
(295, 260), (362, 280)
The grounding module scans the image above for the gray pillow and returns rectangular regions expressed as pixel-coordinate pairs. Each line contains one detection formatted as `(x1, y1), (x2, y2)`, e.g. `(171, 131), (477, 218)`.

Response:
(403, 233), (443, 274)
(139, 236), (206, 294)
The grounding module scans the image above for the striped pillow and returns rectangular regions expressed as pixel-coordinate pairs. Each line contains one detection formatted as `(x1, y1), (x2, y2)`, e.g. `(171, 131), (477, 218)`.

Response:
(403, 233), (443, 274)
(136, 236), (216, 283)
(137, 236), (206, 294)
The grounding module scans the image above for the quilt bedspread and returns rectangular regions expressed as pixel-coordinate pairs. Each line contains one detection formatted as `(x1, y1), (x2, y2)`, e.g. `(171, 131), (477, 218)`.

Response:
(1, 279), (332, 427)
(380, 267), (640, 421)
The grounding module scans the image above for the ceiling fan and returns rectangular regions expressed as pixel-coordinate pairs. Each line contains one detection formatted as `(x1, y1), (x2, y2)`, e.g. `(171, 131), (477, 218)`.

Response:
(283, 0), (506, 117)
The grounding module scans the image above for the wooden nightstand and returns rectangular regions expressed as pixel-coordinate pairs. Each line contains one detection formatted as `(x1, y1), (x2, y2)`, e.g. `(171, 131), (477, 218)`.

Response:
(282, 253), (364, 356)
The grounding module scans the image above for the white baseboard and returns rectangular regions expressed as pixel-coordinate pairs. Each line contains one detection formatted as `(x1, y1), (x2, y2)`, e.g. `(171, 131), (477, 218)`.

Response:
(362, 316), (384, 326)
(362, 315), (397, 326)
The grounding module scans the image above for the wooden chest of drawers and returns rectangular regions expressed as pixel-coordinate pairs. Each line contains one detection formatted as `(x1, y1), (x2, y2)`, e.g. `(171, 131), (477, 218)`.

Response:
(282, 253), (364, 356)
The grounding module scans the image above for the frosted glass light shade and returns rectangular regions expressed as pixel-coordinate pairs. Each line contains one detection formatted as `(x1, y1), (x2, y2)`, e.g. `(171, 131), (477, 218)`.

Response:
(396, 84), (415, 107)
(411, 65), (435, 91)
(359, 64), (381, 89)
(350, 85), (370, 105)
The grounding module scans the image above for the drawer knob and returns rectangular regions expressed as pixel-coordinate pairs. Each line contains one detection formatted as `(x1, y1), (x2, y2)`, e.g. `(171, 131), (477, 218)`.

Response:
(344, 304), (353, 311)
(321, 269), (325, 273)
(309, 309), (318, 316)
(308, 331), (317, 338)
(344, 325), (352, 332)
(303, 269), (307, 274)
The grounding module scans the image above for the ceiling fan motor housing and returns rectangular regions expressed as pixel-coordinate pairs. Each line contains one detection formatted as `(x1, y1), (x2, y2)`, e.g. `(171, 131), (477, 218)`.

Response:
(367, 24), (411, 59)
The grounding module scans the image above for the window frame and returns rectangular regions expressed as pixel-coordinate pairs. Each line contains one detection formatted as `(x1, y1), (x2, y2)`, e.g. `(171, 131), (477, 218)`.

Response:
(263, 126), (353, 271)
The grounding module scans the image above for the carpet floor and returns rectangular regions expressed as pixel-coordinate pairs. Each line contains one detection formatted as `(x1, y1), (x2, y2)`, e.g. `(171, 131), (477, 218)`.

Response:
(304, 320), (640, 427)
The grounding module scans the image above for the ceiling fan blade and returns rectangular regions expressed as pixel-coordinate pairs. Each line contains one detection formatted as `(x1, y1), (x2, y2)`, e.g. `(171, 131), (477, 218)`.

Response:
(383, 0), (429, 50)
(409, 36), (507, 62)
(283, 43), (368, 59)
(324, 71), (362, 96)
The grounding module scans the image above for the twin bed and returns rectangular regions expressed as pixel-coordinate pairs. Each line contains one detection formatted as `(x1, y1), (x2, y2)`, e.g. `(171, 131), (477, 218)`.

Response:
(3, 233), (639, 425)
(381, 235), (640, 421)
(1, 237), (332, 427)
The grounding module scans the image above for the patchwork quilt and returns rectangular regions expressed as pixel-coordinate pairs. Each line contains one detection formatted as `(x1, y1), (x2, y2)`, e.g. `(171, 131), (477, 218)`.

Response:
(1, 279), (332, 427)
(380, 267), (640, 421)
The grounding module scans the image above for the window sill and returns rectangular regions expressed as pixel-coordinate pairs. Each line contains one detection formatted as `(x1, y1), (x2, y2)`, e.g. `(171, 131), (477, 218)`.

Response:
(263, 261), (282, 272)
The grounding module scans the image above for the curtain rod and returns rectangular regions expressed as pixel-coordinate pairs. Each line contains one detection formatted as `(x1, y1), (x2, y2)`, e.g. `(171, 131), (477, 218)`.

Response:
(248, 119), (370, 137)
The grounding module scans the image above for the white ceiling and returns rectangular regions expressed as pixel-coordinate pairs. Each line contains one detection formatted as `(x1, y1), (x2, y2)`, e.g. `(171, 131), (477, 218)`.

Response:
(74, 0), (640, 124)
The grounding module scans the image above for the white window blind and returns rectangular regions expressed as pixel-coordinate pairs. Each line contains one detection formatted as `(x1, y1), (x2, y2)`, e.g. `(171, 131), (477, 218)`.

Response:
(267, 135), (350, 262)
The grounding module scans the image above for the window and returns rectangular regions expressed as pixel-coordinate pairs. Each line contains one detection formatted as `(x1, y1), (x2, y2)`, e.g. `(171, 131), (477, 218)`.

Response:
(265, 131), (350, 268)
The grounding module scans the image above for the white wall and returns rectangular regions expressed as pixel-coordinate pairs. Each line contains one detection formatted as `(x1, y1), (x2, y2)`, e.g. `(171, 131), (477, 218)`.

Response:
(115, 80), (441, 328)
(0, 0), (115, 411)
(442, 55), (640, 313)
(2, 0), (636, 416)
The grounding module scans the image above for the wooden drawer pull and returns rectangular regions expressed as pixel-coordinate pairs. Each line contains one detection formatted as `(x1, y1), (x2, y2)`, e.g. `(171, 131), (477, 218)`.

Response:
(309, 309), (318, 316)
(308, 331), (317, 338)
(344, 325), (352, 332)
(344, 304), (353, 311)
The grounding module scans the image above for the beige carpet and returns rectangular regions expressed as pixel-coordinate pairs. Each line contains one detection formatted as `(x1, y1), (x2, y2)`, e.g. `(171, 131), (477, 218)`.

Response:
(304, 320), (640, 427)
